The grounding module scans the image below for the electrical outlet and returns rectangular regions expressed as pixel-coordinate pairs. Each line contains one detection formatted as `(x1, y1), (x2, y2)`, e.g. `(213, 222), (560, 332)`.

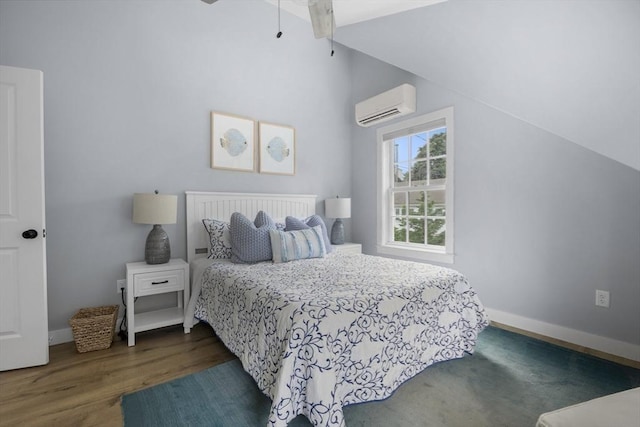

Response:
(117, 279), (126, 294)
(595, 289), (610, 308)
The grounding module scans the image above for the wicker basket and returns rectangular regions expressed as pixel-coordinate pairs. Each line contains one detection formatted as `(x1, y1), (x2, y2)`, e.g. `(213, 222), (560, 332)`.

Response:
(69, 305), (119, 353)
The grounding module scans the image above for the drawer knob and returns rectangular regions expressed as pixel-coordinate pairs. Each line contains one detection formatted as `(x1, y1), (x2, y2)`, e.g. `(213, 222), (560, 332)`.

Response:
(151, 280), (169, 285)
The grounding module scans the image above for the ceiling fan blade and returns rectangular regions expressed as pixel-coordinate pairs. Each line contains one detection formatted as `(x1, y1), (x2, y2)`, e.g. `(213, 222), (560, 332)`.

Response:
(308, 0), (335, 39)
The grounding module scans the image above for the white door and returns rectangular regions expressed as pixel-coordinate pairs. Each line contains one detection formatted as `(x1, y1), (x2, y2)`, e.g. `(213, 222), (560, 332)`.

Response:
(0, 65), (48, 371)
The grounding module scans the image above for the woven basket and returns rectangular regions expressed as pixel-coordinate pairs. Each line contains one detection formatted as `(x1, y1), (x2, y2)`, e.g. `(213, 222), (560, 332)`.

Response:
(69, 305), (119, 353)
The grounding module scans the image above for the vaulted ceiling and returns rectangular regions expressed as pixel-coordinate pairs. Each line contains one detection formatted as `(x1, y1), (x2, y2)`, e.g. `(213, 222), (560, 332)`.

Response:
(265, 0), (447, 27)
(272, 0), (640, 171)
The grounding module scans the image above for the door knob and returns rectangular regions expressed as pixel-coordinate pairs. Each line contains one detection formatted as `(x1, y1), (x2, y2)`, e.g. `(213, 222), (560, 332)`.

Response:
(22, 229), (38, 239)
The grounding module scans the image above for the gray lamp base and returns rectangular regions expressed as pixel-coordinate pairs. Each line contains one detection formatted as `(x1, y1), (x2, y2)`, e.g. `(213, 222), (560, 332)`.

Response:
(145, 224), (171, 264)
(330, 218), (345, 245)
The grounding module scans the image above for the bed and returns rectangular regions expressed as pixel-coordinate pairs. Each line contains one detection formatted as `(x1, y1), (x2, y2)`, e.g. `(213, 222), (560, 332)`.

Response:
(184, 191), (489, 427)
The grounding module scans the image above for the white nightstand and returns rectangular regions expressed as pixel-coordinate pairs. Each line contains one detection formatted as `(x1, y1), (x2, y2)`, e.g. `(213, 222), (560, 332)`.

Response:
(332, 242), (362, 254)
(125, 258), (190, 346)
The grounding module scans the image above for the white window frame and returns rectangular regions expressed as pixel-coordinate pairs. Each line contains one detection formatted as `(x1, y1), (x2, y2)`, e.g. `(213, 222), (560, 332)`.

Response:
(376, 106), (455, 264)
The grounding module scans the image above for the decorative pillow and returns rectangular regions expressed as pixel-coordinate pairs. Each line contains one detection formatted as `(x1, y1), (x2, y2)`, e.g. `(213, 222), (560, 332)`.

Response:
(202, 219), (232, 259)
(230, 211), (276, 263)
(285, 215), (333, 253)
(269, 225), (327, 263)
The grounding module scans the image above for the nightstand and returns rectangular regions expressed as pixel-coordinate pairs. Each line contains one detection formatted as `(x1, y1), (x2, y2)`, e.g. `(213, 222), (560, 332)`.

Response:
(125, 258), (190, 346)
(332, 242), (362, 254)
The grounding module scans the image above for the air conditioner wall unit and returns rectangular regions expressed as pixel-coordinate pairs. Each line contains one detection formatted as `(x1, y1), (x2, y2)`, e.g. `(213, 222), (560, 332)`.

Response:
(355, 84), (416, 127)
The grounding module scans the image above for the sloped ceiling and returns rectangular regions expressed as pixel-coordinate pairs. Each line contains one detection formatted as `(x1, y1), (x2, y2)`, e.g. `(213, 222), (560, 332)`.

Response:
(264, 0), (447, 27)
(332, 0), (639, 171)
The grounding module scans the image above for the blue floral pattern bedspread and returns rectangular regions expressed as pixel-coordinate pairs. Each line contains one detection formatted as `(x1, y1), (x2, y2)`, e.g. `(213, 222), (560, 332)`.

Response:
(193, 252), (488, 427)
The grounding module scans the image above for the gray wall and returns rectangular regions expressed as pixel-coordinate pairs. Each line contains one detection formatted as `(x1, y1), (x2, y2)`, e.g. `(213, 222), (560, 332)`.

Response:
(2, 0), (638, 350)
(350, 54), (640, 346)
(0, 0), (353, 331)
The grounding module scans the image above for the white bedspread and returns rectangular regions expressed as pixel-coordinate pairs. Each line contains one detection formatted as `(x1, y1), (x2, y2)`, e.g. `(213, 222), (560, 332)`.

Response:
(188, 252), (488, 427)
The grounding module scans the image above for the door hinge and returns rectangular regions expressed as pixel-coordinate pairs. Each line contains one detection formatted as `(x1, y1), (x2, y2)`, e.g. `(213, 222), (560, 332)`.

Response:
(43, 229), (46, 238)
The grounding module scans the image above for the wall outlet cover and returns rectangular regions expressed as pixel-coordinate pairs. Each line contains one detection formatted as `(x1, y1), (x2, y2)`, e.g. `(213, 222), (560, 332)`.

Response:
(595, 289), (610, 308)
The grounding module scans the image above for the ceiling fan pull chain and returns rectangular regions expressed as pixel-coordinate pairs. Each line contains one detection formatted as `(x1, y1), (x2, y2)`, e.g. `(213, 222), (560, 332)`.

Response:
(276, 0), (283, 38)
(330, 4), (334, 56)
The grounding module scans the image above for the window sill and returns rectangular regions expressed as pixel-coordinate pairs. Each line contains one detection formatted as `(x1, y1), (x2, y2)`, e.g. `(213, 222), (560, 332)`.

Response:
(376, 244), (454, 264)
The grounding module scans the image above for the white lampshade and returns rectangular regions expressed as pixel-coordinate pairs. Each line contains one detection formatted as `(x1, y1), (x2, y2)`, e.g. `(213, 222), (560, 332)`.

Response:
(133, 193), (177, 225)
(325, 197), (351, 219)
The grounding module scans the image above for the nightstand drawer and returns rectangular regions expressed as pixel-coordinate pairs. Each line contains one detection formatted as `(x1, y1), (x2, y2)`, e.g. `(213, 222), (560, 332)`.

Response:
(134, 269), (184, 296)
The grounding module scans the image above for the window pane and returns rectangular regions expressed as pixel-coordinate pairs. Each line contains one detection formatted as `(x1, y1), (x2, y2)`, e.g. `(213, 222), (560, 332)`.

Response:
(379, 106), (453, 258)
(427, 190), (446, 216)
(429, 158), (446, 182)
(394, 192), (407, 215)
(411, 133), (427, 160)
(409, 218), (425, 244)
(410, 160), (427, 185)
(408, 191), (425, 215)
(393, 137), (409, 163)
(394, 163), (409, 187)
(429, 130), (446, 156)
(393, 217), (407, 242)
(427, 218), (445, 246)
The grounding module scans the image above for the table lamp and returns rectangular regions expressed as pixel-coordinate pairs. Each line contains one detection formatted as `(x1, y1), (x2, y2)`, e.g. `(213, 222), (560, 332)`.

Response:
(133, 191), (177, 264)
(325, 196), (351, 245)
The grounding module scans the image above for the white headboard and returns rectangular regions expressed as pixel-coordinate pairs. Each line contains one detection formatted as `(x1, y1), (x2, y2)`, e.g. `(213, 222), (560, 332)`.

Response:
(185, 191), (317, 263)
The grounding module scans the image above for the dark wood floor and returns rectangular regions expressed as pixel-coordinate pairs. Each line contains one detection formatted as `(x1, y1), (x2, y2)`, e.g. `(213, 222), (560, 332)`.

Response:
(0, 324), (235, 427)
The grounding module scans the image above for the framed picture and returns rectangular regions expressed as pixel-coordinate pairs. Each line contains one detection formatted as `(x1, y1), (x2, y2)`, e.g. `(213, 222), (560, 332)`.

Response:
(259, 122), (295, 175)
(211, 112), (255, 172)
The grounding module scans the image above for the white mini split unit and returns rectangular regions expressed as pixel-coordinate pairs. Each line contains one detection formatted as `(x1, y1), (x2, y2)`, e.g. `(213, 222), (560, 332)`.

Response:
(355, 84), (416, 127)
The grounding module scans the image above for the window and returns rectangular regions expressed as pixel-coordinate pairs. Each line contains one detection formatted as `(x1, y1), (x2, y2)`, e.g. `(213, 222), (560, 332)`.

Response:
(376, 107), (454, 263)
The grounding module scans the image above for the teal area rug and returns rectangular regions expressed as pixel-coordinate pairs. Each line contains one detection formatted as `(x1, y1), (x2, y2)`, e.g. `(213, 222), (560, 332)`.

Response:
(122, 327), (640, 426)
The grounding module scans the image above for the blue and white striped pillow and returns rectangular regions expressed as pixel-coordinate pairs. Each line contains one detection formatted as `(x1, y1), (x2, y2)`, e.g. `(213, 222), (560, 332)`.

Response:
(285, 215), (333, 253)
(269, 225), (327, 263)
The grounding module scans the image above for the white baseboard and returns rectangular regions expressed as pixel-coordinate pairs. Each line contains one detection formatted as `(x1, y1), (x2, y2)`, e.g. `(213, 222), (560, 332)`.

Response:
(49, 316), (124, 346)
(49, 327), (74, 346)
(486, 308), (640, 362)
